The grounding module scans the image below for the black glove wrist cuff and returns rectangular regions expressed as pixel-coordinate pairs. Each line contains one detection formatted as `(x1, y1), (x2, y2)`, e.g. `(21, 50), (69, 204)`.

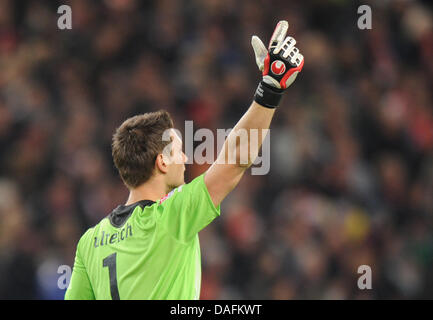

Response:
(253, 81), (284, 109)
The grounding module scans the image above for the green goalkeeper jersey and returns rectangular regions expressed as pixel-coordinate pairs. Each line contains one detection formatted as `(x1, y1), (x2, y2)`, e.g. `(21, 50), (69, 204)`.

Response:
(64, 173), (220, 300)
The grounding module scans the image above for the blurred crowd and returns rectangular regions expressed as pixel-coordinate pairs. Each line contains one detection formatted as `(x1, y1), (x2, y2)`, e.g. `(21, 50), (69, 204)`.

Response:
(0, 0), (432, 299)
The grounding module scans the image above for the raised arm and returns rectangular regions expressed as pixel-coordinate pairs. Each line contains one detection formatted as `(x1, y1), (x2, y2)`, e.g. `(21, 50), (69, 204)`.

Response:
(204, 20), (304, 207)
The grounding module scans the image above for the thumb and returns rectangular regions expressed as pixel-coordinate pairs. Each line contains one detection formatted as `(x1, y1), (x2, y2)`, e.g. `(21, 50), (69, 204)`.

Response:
(251, 35), (268, 71)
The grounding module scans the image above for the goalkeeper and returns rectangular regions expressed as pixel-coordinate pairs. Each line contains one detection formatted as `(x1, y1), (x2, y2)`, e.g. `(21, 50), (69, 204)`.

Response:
(65, 20), (304, 300)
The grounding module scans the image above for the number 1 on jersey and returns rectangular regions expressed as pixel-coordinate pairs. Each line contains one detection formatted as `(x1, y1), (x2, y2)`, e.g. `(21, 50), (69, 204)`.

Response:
(103, 253), (120, 300)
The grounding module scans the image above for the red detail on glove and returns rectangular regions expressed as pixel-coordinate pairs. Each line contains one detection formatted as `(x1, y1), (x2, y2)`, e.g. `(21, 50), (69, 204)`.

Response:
(263, 53), (270, 76)
(271, 60), (286, 75)
(279, 58), (304, 89)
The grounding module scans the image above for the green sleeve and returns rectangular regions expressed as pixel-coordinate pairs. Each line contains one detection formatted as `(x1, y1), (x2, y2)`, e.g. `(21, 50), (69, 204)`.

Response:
(155, 172), (221, 243)
(64, 239), (95, 300)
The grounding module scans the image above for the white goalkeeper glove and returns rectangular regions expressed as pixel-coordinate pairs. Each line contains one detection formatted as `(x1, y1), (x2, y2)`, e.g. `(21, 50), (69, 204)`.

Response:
(252, 20), (304, 108)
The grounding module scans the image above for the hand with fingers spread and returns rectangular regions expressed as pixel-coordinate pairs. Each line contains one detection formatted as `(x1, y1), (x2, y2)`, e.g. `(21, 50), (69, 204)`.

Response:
(252, 20), (304, 109)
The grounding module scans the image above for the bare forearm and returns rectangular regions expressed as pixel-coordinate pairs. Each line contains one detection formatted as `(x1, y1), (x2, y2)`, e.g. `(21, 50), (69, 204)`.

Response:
(217, 101), (275, 168)
(205, 101), (275, 206)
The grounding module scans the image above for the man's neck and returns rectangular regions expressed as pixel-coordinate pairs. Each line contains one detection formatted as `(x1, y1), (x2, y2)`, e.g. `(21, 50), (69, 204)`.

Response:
(125, 176), (168, 205)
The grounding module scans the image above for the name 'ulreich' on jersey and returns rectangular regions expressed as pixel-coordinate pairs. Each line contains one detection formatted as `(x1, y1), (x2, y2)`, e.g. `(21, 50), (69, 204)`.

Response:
(94, 223), (133, 248)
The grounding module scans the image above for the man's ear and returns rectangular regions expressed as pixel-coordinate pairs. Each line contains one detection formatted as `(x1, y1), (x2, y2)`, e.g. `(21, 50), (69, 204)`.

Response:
(155, 153), (169, 174)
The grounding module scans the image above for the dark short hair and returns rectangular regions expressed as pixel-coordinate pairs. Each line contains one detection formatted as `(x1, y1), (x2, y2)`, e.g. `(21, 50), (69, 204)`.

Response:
(111, 110), (174, 189)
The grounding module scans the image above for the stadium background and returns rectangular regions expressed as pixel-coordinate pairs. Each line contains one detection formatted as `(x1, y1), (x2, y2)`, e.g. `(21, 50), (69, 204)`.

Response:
(0, 0), (432, 299)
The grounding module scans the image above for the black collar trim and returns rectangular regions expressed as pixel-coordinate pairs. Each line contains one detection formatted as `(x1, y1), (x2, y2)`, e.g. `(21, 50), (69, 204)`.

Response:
(108, 199), (156, 228)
